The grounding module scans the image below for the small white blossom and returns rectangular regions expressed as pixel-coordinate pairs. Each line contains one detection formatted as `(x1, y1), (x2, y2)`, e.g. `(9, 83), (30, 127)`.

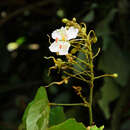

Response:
(49, 41), (70, 55)
(51, 27), (67, 40)
(49, 26), (78, 55)
(66, 27), (79, 40)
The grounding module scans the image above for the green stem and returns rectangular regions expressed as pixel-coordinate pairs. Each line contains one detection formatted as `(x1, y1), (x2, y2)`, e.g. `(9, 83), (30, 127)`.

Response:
(89, 84), (93, 125)
(94, 74), (117, 80)
(49, 103), (89, 107)
(64, 71), (90, 83)
(88, 42), (94, 126)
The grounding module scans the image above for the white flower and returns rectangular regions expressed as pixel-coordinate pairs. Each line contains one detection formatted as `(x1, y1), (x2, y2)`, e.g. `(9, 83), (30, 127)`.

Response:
(66, 27), (79, 40)
(52, 26), (78, 41)
(49, 26), (78, 55)
(49, 41), (70, 55)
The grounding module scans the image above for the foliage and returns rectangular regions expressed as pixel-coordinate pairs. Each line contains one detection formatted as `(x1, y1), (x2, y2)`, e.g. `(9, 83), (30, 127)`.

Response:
(49, 106), (66, 126)
(48, 119), (86, 130)
(20, 86), (104, 130)
(20, 87), (50, 130)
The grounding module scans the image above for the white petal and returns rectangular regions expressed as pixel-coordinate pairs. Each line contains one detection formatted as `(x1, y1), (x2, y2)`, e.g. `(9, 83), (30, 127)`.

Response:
(66, 27), (79, 40)
(49, 41), (59, 52)
(51, 30), (62, 40)
(58, 41), (70, 55)
(51, 27), (66, 40)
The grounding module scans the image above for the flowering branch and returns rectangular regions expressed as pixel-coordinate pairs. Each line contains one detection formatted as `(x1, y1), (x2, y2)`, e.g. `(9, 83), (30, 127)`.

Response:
(45, 17), (118, 126)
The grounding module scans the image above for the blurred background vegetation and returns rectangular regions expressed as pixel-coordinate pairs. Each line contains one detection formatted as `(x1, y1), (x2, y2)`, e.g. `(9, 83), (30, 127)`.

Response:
(0, 0), (130, 130)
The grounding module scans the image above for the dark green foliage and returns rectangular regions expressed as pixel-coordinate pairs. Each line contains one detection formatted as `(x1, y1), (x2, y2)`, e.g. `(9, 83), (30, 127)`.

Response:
(48, 119), (86, 130)
(21, 87), (50, 130)
(49, 106), (66, 126)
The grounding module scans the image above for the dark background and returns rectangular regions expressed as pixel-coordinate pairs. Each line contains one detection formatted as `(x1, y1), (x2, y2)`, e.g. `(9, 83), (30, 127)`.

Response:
(0, 0), (130, 130)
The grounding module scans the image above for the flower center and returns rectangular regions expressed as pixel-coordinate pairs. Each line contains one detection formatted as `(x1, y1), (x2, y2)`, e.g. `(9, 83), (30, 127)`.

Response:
(62, 36), (65, 41)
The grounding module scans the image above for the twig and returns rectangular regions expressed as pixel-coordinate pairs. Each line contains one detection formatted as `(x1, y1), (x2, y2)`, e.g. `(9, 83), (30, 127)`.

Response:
(45, 76), (70, 88)
(49, 102), (89, 107)
(94, 73), (118, 80)
(93, 48), (101, 59)
(64, 71), (90, 83)
(0, 0), (54, 26)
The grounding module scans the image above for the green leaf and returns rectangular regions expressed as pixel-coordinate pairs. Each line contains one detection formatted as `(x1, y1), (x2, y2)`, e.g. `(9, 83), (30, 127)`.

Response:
(73, 50), (87, 73)
(49, 106), (66, 127)
(88, 125), (104, 130)
(22, 87), (50, 130)
(98, 43), (129, 86)
(98, 79), (119, 119)
(96, 9), (117, 50)
(48, 118), (86, 130)
(16, 37), (26, 45)
(83, 10), (95, 23)
(34, 86), (48, 101)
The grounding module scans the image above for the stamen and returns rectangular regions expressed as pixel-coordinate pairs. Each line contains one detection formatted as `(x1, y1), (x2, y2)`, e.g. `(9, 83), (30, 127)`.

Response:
(59, 44), (62, 49)
(62, 36), (65, 41)
(56, 37), (58, 43)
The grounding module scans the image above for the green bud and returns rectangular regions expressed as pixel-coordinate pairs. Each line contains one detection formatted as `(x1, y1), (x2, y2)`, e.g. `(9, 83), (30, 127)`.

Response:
(62, 18), (68, 23)
(72, 17), (76, 22)
(93, 36), (97, 43)
(81, 27), (86, 33)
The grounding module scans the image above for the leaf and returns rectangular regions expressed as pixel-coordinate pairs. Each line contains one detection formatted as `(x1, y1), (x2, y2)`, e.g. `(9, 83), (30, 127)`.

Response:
(73, 50), (87, 73)
(16, 36), (26, 45)
(83, 10), (95, 23)
(48, 118), (86, 130)
(96, 9), (117, 50)
(90, 125), (104, 130)
(49, 106), (66, 127)
(121, 120), (130, 130)
(22, 87), (50, 130)
(98, 43), (129, 86)
(98, 78), (119, 119)
(87, 125), (104, 130)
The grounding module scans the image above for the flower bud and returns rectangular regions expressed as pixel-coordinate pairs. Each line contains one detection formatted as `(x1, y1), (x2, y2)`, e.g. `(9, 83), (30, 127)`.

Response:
(81, 27), (86, 33)
(62, 18), (68, 23)
(72, 17), (76, 22)
(93, 36), (97, 43)
(112, 73), (118, 78)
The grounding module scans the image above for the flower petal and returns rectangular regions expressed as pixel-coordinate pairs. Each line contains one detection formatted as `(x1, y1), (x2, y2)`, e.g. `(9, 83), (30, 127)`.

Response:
(51, 27), (66, 40)
(66, 27), (79, 40)
(49, 41), (59, 52)
(58, 41), (70, 55)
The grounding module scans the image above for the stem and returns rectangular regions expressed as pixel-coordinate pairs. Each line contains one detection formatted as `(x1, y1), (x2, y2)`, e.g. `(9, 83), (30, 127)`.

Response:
(89, 84), (93, 125)
(0, 0), (53, 26)
(45, 76), (70, 88)
(88, 42), (94, 126)
(49, 103), (89, 107)
(94, 74), (117, 80)
(93, 48), (101, 59)
(64, 71), (90, 83)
